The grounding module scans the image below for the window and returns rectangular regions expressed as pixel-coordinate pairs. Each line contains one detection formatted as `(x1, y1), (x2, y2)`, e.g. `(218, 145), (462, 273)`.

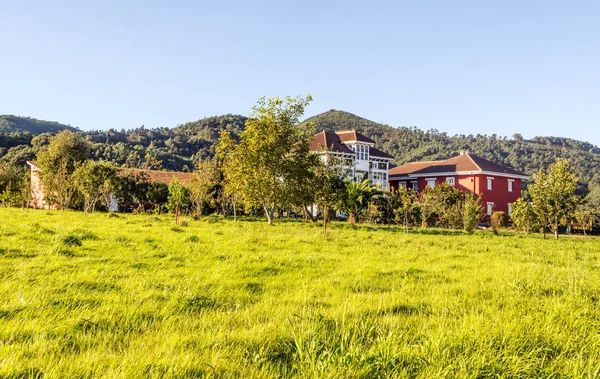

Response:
(487, 177), (494, 190)
(446, 177), (455, 186)
(487, 202), (494, 216)
(400, 181), (407, 188)
(411, 181), (418, 191)
(508, 180), (514, 192)
(426, 178), (436, 188)
(508, 203), (513, 216)
(383, 173), (387, 180)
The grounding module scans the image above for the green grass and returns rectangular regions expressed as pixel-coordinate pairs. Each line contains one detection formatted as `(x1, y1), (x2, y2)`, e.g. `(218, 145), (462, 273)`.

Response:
(1, 209), (600, 378)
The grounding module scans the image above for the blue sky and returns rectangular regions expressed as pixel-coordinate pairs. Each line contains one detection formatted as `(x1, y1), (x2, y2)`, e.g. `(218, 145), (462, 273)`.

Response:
(1, 1), (599, 144)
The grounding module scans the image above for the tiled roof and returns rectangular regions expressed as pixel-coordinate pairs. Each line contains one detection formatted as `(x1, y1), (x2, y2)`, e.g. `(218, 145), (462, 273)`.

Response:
(389, 160), (444, 176)
(118, 168), (195, 185)
(389, 153), (526, 178)
(369, 146), (394, 160)
(308, 131), (355, 154)
(336, 130), (375, 144)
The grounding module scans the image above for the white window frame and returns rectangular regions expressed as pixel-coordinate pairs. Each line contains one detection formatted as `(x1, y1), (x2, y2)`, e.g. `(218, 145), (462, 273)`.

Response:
(486, 202), (494, 216)
(508, 203), (513, 216)
(487, 177), (494, 191)
(426, 178), (436, 189)
(399, 181), (407, 188)
(446, 177), (455, 186)
(508, 179), (514, 192)
(411, 181), (418, 191)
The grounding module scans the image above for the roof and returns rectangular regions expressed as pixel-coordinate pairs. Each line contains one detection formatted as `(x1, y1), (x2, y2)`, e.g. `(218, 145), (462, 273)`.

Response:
(335, 130), (375, 144)
(308, 131), (355, 154)
(118, 168), (195, 185)
(389, 160), (444, 176)
(369, 146), (394, 160)
(389, 153), (527, 178)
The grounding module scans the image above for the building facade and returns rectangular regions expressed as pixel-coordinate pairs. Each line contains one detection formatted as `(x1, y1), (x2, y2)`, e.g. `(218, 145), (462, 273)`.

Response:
(388, 152), (529, 215)
(308, 130), (394, 188)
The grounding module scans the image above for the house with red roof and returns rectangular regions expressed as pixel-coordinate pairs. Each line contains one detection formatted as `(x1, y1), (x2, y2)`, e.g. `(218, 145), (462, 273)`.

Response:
(308, 130), (394, 188)
(388, 152), (529, 216)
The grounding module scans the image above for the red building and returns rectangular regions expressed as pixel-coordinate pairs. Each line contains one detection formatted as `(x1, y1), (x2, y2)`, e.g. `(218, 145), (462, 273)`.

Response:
(388, 152), (529, 216)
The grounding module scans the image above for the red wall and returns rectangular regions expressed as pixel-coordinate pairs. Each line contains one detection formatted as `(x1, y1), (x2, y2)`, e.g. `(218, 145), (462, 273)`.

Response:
(388, 174), (522, 214)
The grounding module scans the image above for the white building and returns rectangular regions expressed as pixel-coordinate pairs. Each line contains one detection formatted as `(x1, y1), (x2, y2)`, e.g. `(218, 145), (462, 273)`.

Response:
(308, 130), (394, 188)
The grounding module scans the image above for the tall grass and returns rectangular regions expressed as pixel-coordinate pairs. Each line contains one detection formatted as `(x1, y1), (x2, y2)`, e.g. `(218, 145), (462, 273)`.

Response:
(1, 209), (600, 378)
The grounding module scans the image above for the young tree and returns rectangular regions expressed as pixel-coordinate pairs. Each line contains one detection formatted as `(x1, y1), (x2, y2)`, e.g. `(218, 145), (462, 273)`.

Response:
(393, 187), (420, 233)
(217, 95), (315, 225)
(72, 160), (118, 215)
(36, 130), (89, 209)
(418, 183), (462, 228)
(189, 158), (219, 216)
(462, 192), (483, 234)
(168, 177), (189, 225)
(511, 198), (538, 234)
(312, 155), (347, 234)
(529, 158), (580, 239)
(0, 162), (28, 208)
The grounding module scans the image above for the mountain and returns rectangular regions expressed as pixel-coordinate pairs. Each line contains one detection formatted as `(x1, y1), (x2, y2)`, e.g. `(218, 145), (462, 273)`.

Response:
(2, 110), (600, 199)
(0, 115), (80, 134)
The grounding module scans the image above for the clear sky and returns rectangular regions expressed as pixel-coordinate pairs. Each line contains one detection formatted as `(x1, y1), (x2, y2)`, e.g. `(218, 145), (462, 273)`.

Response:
(1, 1), (599, 144)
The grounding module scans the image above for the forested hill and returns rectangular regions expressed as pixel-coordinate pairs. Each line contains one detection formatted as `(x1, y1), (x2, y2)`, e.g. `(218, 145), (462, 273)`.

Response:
(301, 110), (600, 187)
(2, 111), (600, 193)
(0, 115), (79, 134)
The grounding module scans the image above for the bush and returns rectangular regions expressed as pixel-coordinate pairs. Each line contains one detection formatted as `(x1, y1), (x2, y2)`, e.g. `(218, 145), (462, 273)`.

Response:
(490, 211), (508, 229)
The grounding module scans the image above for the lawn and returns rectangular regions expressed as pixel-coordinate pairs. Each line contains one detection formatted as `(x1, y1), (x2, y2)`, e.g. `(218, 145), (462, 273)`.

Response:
(1, 208), (600, 378)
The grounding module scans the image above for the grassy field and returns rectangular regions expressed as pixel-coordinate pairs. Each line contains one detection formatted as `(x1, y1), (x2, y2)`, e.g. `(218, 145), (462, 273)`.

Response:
(1, 209), (600, 378)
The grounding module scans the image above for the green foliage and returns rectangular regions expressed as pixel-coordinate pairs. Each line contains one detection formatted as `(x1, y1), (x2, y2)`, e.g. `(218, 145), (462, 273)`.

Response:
(0, 162), (29, 207)
(72, 160), (118, 214)
(167, 178), (189, 225)
(311, 154), (348, 232)
(419, 183), (463, 228)
(340, 178), (381, 224)
(36, 130), (89, 209)
(0, 115), (79, 134)
(529, 158), (580, 239)
(490, 211), (509, 229)
(462, 192), (483, 233)
(511, 198), (538, 234)
(2, 209), (600, 377)
(218, 96), (316, 224)
(189, 158), (220, 216)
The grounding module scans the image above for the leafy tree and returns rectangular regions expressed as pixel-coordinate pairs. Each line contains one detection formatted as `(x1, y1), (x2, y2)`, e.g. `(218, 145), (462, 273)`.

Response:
(573, 210), (594, 236)
(0, 162), (28, 207)
(311, 154), (347, 234)
(462, 192), (483, 234)
(418, 183), (462, 228)
(189, 158), (219, 216)
(168, 178), (189, 225)
(393, 187), (420, 233)
(72, 160), (118, 215)
(217, 95), (314, 225)
(511, 198), (538, 234)
(36, 130), (88, 209)
(529, 158), (580, 239)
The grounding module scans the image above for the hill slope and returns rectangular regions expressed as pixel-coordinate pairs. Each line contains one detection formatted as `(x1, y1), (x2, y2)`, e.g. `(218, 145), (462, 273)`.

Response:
(0, 115), (80, 134)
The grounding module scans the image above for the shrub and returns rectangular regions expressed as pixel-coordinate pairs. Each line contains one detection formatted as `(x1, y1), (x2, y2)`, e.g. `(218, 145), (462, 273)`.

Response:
(490, 211), (508, 229)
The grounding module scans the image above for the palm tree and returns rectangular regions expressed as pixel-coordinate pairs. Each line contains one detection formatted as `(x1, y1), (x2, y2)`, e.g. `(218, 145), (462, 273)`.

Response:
(341, 178), (380, 224)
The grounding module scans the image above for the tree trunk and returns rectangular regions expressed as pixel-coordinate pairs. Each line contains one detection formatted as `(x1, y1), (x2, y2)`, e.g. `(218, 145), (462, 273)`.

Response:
(176, 204), (180, 225)
(555, 220), (559, 240)
(323, 204), (328, 235)
(264, 206), (273, 225)
(233, 202), (237, 222)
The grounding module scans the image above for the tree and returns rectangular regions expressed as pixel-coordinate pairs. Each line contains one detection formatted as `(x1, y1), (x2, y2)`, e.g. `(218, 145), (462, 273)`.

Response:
(72, 160), (118, 215)
(189, 158), (219, 216)
(462, 192), (483, 234)
(36, 130), (88, 209)
(529, 158), (580, 239)
(340, 178), (380, 224)
(418, 183), (462, 228)
(393, 187), (420, 233)
(0, 162), (28, 208)
(217, 95), (315, 225)
(511, 198), (538, 234)
(168, 178), (189, 225)
(573, 210), (594, 236)
(311, 154), (347, 234)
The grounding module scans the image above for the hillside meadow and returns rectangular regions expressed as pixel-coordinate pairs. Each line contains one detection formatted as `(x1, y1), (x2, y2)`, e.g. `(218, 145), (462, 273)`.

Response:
(1, 209), (600, 378)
